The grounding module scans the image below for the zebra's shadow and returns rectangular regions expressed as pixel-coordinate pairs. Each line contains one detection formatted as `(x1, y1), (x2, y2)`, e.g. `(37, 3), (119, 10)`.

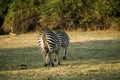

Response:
(0, 39), (120, 71)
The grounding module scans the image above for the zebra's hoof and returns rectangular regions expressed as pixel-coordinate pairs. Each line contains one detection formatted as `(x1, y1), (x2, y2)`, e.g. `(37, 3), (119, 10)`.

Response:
(54, 58), (56, 62)
(51, 63), (54, 67)
(58, 62), (61, 65)
(44, 63), (48, 67)
(63, 56), (66, 60)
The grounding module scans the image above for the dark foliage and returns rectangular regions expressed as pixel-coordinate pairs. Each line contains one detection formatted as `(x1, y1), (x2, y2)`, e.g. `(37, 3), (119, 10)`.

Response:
(0, 0), (120, 34)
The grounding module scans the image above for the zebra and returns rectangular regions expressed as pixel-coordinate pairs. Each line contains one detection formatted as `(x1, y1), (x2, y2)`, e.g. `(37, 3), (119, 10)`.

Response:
(55, 31), (69, 60)
(38, 29), (60, 67)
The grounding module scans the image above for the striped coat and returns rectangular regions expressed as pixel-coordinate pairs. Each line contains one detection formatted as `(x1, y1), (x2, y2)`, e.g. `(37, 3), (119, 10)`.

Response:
(38, 29), (60, 66)
(56, 31), (69, 60)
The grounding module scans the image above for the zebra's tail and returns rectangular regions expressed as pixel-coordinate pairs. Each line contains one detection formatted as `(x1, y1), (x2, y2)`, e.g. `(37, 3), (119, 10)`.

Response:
(42, 30), (49, 53)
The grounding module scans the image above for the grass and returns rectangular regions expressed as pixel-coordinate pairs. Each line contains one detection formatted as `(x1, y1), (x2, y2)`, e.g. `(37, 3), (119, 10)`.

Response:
(0, 31), (120, 80)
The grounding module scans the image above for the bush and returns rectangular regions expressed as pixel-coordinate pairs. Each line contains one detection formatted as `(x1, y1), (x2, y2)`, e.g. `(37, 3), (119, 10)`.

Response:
(0, 0), (120, 34)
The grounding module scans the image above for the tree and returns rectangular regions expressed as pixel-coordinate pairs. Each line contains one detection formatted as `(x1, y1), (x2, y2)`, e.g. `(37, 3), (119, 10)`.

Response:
(0, 0), (120, 35)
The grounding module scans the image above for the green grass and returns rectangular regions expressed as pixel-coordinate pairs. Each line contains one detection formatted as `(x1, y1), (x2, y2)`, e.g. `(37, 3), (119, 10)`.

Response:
(0, 31), (120, 80)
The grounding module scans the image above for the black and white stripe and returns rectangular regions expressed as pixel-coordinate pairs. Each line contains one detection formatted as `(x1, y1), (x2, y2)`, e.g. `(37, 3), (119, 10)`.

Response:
(38, 29), (60, 67)
(56, 31), (69, 60)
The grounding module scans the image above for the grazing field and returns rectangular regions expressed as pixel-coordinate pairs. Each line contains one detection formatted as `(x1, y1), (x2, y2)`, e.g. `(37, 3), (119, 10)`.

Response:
(0, 31), (120, 80)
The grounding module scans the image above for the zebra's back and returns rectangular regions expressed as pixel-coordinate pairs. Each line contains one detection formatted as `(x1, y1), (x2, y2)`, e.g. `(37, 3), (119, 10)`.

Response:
(56, 31), (69, 48)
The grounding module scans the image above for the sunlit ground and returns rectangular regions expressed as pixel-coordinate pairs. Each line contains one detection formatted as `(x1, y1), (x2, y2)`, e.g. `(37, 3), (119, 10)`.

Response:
(0, 31), (120, 80)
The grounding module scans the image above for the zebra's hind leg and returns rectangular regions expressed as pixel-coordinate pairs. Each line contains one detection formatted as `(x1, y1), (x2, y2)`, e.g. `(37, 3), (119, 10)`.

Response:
(43, 53), (48, 67)
(49, 53), (54, 67)
(44, 53), (54, 67)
